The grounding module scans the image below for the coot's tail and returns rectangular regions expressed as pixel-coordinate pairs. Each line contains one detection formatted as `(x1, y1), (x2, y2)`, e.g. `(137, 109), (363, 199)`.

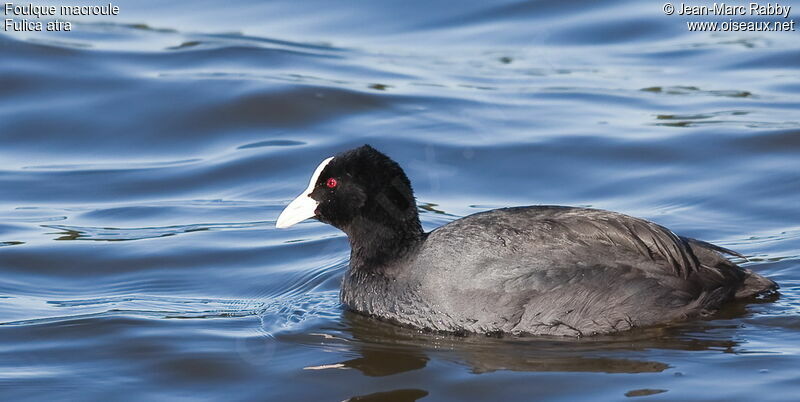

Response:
(682, 236), (778, 299)
(735, 270), (778, 299)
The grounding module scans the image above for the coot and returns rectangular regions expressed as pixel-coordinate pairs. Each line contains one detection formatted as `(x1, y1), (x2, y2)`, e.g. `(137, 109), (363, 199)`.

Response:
(276, 145), (777, 336)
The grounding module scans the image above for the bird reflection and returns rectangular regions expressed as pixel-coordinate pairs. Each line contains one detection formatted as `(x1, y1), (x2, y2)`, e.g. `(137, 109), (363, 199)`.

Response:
(322, 295), (775, 377)
(337, 311), (673, 375)
(277, 294), (777, 401)
(345, 389), (428, 402)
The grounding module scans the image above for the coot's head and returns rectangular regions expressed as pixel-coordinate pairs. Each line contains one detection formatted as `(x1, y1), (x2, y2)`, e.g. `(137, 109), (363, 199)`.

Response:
(276, 145), (422, 238)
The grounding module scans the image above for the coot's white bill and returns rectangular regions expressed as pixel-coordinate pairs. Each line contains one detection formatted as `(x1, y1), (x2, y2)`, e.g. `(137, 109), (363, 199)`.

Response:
(276, 156), (333, 228)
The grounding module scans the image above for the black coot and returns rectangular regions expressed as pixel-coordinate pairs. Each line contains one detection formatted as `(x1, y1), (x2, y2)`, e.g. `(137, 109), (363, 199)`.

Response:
(276, 145), (777, 336)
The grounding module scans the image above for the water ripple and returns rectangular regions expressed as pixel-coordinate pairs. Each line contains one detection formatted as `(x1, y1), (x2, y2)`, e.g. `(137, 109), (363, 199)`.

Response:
(43, 221), (272, 241)
(1, 0), (799, 400)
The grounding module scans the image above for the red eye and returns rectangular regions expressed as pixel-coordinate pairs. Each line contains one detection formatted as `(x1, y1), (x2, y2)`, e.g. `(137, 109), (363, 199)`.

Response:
(326, 177), (338, 188)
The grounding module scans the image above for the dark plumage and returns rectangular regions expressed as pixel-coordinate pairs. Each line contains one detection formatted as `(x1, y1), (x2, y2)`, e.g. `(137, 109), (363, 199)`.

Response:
(277, 145), (777, 336)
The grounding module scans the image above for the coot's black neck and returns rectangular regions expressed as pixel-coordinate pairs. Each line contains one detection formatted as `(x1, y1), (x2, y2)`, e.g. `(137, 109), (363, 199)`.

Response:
(343, 214), (425, 271)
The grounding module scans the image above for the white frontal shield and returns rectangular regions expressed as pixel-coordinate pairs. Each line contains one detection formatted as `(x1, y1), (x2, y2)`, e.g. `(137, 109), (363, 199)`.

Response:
(275, 156), (334, 228)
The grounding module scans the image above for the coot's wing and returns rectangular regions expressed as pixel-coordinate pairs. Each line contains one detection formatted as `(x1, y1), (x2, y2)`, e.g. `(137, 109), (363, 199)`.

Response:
(531, 207), (702, 278)
(426, 206), (710, 279)
(416, 206), (750, 335)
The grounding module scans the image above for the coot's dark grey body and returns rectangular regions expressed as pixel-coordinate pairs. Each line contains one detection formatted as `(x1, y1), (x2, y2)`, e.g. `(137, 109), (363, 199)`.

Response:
(277, 145), (777, 337)
(342, 206), (773, 336)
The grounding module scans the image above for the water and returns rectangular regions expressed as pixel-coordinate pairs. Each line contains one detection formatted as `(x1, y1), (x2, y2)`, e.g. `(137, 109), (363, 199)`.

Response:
(1, 0), (799, 400)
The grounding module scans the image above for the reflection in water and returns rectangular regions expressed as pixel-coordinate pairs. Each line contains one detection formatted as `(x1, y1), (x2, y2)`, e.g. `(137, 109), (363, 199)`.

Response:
(0, 241), (24, 247)
(346, 389), (429, 402)
(417, 202), (455, 216)
(338, 347), (429, 377)
(339, 312), (670, 375)
(625, 389), (668, 397)
(640, 86), (752, 98)
(284, 309), (773, 377)
(237, 139), (306, 149)
(263, 298), (790, 401)
(43, 221), (269, 241)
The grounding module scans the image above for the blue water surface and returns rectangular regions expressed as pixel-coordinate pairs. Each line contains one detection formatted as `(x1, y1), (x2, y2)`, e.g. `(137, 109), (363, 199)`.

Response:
(1, 1), (799, 400)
